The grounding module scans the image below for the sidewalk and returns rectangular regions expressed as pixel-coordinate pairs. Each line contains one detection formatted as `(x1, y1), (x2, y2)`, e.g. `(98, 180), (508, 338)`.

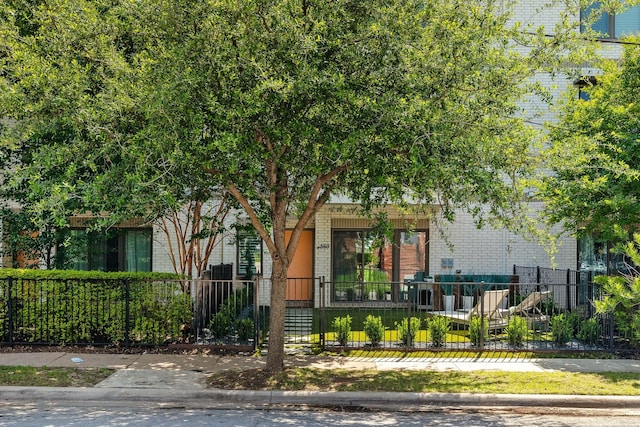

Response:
(1, 351), (640, 411)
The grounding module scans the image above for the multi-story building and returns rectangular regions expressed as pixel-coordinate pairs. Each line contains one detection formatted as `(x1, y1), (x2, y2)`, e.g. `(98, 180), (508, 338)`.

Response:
(2, 1), (637, 310)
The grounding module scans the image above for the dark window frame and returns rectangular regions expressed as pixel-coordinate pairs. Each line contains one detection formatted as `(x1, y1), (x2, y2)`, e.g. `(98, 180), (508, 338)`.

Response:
(331, 228), (429, 283)
(236, 229), (263, 278)
(581, 3), (640, 39)
(59, 227), (152, 272)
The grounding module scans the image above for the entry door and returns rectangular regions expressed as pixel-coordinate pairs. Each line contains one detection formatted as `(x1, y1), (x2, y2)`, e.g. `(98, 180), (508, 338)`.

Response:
(285, 230), (314, 304)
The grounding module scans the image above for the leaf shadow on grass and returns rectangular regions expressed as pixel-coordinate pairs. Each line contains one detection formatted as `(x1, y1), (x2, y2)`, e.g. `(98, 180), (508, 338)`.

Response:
(207, 368), (640, 395)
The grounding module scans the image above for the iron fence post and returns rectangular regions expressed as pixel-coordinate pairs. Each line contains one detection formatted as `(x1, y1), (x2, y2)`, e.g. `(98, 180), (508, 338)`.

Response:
(479, 284), (485, 348)
(566, 269), (572, 312)
(609, 313), (614, 350)
(407, 283), (413, 348)
(124, 278), (130, 349)
(319, 277), (325, 350)
(253, 277), (259, 351)
(7, 277), (13, 347)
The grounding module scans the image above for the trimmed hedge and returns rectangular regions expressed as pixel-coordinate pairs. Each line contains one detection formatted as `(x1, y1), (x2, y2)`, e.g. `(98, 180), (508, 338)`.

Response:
(1, 272), (192, 346)
(0, 268), (183, 281)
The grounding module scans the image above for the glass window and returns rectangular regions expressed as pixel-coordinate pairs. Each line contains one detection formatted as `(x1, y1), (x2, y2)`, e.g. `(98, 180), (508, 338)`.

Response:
(60, 228), (152, 272)
(398, 231), (428, 281)
(236, 229), (262, 278)
(582, 2), (611, 36)
(65, 229), (89, 270)
(332, 230), (392, 283)
(581, 2), (640, 38)
(577, 234), (640, 275)
(333, 231), (359, 282)
(332, 229), (428, 283)
(579, 90), (591, 101)
(578, 234), (607, 274)
(615, 5), (640, 37)
(124, 230), (152, 272)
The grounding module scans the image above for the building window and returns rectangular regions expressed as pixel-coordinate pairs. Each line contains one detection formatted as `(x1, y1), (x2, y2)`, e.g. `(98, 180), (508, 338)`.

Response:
(124, 230), (152, 272)
(236, 229), (262, 279)
(578, 234), (608, 274)
(332, 229), (427, 283)
(397, 230), (428, 281)
(60, 228), (152, 272)
(582, 2), (640, 39)
(333, 230), (391, 283)
(578, 234), (635, 275)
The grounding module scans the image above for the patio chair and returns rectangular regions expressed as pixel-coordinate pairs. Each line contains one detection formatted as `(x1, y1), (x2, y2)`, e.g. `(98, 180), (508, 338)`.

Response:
(504, 290), (551, 324)
(430, 289), (509, 329)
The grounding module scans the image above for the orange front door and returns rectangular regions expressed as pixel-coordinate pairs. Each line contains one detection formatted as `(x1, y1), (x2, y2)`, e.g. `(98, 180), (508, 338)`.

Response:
(285, 230), (314, 302)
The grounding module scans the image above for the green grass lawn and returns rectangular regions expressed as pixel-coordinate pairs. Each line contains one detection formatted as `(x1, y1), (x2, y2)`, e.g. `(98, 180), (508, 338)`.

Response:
(313, 309), (561, 348)
(315, 308), (424, 333)
(319, 329), (469, 344)
(0, 366), (113, 387)
(208, 368), (640, 395)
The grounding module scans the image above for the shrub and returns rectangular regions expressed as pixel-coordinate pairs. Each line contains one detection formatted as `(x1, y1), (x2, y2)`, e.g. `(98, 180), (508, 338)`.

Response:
(130, 287), (192, 345)
(236, 318), (254, 341)
(332, 315), (352, 346)
(506, 316), (528, 347)
(210, 306), (235, 339)
(428, 315), (450, 348)
(469, 316), (488, 347)
(611, 310), (640, 346)
(223, 286), (254, 318)
(594, 234), (640, 347)
(566, 311), (583, 337)
(208, 286), (254, 342)
(396, 317), (421, 346)
(363, 315), (385, 347)
(577, 317), (601, 345)
(10, 278), (193, 346)
(0, 297), (7, 342)
(551, 313), (574, 345)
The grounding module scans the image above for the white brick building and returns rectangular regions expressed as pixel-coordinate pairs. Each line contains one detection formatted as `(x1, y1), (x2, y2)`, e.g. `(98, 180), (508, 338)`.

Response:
(4, 1), (634, 310)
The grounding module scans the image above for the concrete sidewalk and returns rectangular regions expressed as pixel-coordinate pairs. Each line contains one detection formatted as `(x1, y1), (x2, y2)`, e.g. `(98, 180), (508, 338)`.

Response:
(1, 352), (640, 411)
(4, 351), (640, 372)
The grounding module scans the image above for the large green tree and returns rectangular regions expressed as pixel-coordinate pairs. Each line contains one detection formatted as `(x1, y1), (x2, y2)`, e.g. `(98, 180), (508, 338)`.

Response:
(0, 0), (233, 276)
(1, 0), (586, 371)
(536, 41), (640, 242)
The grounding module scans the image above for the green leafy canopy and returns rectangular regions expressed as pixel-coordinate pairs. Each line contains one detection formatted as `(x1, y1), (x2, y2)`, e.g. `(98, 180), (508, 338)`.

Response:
(1, 0), (590, 371)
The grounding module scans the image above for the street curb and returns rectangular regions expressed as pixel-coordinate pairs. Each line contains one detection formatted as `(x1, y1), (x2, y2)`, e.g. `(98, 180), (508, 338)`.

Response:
(1, 386), (640, 411)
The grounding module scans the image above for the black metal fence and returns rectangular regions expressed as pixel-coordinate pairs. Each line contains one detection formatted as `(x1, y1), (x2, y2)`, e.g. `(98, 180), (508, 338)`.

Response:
(0, 277), (264, 349)
(3, 269), (639, 356)
(193, 278), (265, 348)
(0, 277), (192, 346)
(317, 275), (635, 353)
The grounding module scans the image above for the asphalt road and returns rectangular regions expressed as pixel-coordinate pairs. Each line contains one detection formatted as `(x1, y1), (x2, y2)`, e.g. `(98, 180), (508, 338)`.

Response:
(0, 403), (639, 427)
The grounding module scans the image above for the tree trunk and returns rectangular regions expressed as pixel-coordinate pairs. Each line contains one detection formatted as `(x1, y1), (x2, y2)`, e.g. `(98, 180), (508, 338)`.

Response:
(266, 258), (288, 372)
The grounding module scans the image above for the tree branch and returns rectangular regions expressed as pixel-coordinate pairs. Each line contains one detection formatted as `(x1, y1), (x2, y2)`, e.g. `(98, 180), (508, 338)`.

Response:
(286, 164), (348, 260)
(225, 182), (276, 255)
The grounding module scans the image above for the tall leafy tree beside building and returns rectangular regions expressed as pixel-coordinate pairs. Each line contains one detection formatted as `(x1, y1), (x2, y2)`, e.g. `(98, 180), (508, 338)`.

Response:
(537, 41), (640, 242)
(1, 0), (587, 371)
